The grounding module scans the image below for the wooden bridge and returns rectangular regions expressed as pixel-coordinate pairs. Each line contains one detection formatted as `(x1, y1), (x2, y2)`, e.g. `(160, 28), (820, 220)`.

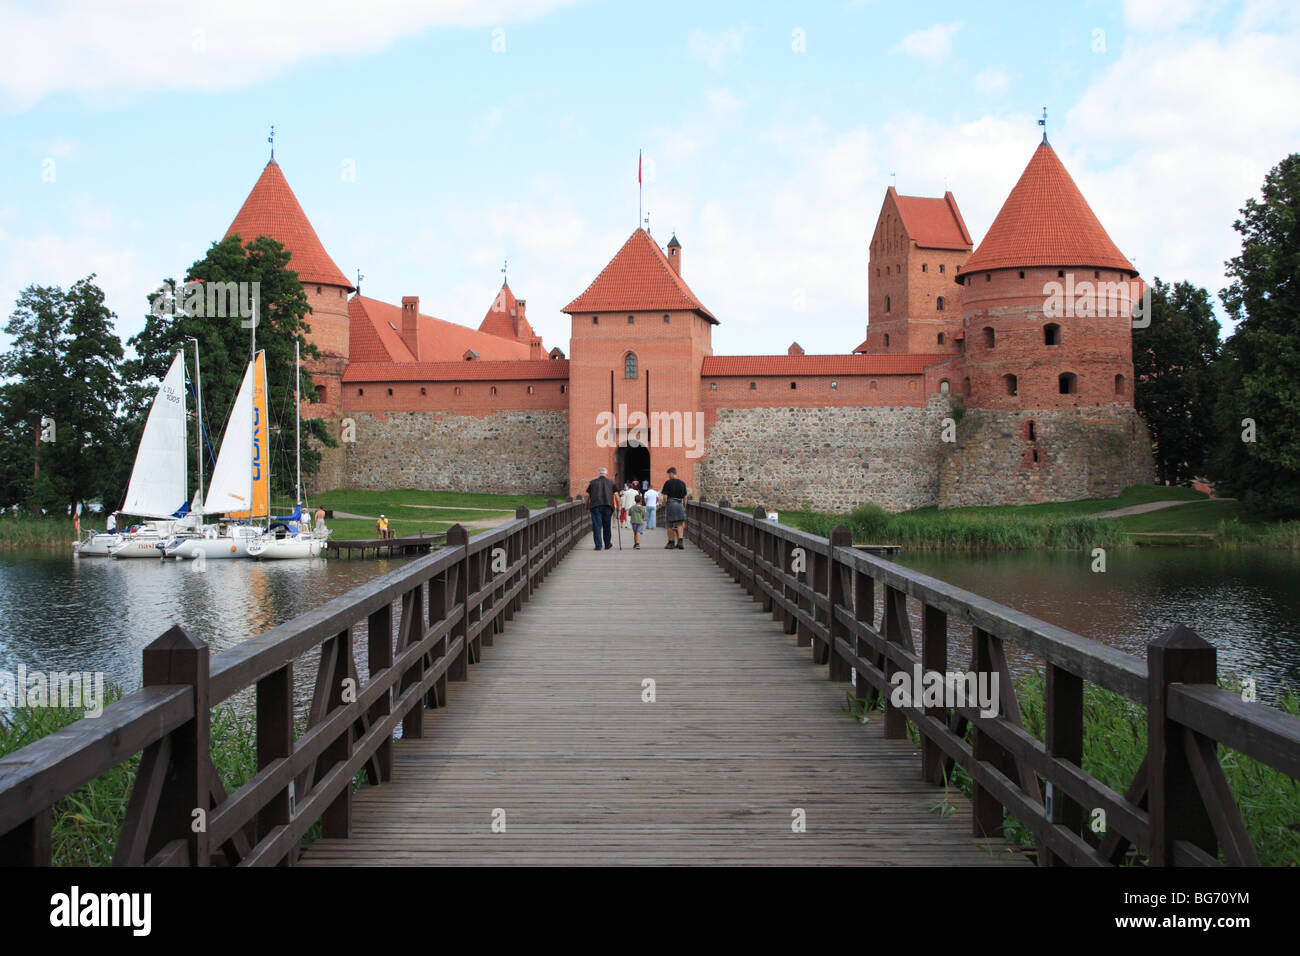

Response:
(2, 499), (1298, 866)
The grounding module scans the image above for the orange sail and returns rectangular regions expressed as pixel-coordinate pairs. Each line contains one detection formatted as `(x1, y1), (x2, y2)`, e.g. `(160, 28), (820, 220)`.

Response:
(251, 350), (269, 519)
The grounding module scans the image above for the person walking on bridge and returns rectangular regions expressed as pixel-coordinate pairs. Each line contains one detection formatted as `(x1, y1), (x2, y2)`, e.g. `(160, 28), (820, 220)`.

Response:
(585, 467), (616, 552)
(660, 467), (688, 550)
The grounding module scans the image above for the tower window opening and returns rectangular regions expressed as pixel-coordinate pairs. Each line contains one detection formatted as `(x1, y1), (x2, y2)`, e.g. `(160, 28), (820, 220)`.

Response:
(1032, 448), (1040, 463)
(624, 352), (638, 379)
(885, 296), (891, 313)
(1059, 372), (1078, 395)
(936, 296), (945, 311)
(983, 327), (995, 348)
(922, 263), (928, 273)
(1115, 374), (1125, 395)
(938, 332), (945, 345)
(884, 333), (891, 347)
(1044, 323), (1061, 346)
(1004, 374), (1018, 396)
(886, 266), (890, 276)
(939, 264), (945, 274)
(1028, 420), (1037, 441)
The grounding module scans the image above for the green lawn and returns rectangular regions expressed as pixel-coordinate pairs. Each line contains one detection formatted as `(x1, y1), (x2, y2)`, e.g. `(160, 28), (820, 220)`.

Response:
(279, 488), (561, 541)
(1116, 499), (1242, 533)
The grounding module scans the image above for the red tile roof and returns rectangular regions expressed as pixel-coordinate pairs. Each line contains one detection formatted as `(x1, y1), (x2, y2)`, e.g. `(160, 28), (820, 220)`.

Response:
(852, 338), (871, 354)
(225, 161), (353, 289)
(343, 359), (569, 383)
(702, 354), (950, 376)
(563, 228), (717, 322)
(477, 282), (536, 342)
(348, 296), (532, 365)
(890, 189), (973, 250)
(961, 141), (1135, 277)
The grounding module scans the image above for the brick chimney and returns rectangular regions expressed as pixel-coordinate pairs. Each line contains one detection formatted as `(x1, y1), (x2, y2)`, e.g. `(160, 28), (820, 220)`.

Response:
(401, 296), (420, 360)
(515, 299), (527, 340)
(666, 233), (681, 276)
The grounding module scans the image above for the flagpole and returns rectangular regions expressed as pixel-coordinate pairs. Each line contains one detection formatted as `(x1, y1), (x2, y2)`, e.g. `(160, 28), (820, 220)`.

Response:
(638, 149), (642, 229)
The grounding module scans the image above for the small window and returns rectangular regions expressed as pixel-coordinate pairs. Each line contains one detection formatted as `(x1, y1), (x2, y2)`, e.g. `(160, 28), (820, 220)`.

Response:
(886, 266), (891, 276)
(1059, 372), (1077, 395)
(885, 296), (891, 313)
(663, 314), (670, 324)
(876, 268), (880, 277)
(710, 381), (717, 390)
(1028, 420), (1037, 441)
(790, 381), (797, 390)
(526, 385), (533, 394)
(1115, 374), (1125, 395)
(922, 263), (928, 273)
(627, 315), (634, 324)
(937, 333), (945, 345)
(1019, 270), (1025, 279)
(454, 386), (461, 396)
(884, 333), (891, 347)
(420, 386), (426, 395)
(963, 377), (971, 396)
(983, 327), (995, 348)
(358, 388), (364, 396)
(315, 385), (326, 402)
(939, 264), (945, 274)
(1058, 270), (1065, 278)
(560, 384), (567, 394)
(1004, 374), (1018, 396)
(387, 387), (393, 396)
(592, 315), (599, 325)
(1094, 271), (1101, 279)
(985, 273), (991, 282)
(830, 381), (838, 389)
(936, 296), (945, 311)
(491, 386), (498, 396)
(316, 285), (321, 294)
(869, 380), (878, 391)
(1044, 323), (1061, 346)
(1032, 448), (1040, 463)
(939, 379), (950, 394)
(624, 352), (637, 379)
(749, 381), (757, 390)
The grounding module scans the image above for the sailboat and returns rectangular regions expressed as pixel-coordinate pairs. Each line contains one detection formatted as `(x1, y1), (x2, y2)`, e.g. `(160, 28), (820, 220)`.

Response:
(247, 341), (327, 560)
(75, 351), (192, 557)
(163, 352), (269, 559)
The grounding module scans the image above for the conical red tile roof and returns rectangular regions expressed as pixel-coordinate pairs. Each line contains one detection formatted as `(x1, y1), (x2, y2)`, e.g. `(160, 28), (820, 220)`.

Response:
(563, 228), (716, 322)
(478, 282), (536, 342)
(961, 141), (1134, 277)
(225, 161), (353, 290)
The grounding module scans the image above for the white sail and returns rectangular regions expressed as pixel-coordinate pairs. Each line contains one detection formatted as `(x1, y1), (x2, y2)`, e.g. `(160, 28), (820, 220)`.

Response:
(203, 359), (255, 515)
(121, 352), (188, 519)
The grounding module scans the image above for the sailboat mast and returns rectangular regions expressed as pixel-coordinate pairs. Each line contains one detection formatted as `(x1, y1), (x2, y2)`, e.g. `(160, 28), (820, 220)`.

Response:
(295, 339), (302, 508)
(191, 337), (205, 512)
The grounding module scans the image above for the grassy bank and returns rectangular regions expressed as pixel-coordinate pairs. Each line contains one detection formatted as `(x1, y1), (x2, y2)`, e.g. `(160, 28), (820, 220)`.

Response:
(0, 517), (77, 550)
(288, 488), (554, 540)
(778, 485), (1300, 551)
(845, 674), (1300, 865)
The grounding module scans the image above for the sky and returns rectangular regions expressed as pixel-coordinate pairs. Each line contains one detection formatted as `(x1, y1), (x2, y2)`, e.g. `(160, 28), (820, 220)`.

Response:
(2, 0), (1298, 359)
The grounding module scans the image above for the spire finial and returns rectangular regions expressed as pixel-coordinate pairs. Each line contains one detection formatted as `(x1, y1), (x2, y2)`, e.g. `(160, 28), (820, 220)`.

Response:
(355, 268), (363, 294)
(643, 211), (650, 235)
(501, 258), (508, 286)
(1038, 106), (1048, 144)
(268, 124), (275, 161)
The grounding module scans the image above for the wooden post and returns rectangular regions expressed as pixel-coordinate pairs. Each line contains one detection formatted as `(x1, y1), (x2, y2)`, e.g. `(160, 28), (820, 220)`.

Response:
(1147, 624), (1218, 866)
(447, 524), (470, 682)
(854, 569), (876, 706)
(920, 604), (947, 784)
(882, 586), (910, 739)
(367, 602), (394, 777)
(140, 625), (210, 866)
(1043, 662), (1083, 865)
(751, 508), (767, 605)
(0, 810), (50, 865)
(970, 626), (1003, 837)
(827, 526), (852, 682)
(427, 570), (451, 708)
(256, 663), (294, 857)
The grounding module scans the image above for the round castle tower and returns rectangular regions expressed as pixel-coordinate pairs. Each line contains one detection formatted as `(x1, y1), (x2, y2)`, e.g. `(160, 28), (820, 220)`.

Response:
(957, 139), (1139, 411)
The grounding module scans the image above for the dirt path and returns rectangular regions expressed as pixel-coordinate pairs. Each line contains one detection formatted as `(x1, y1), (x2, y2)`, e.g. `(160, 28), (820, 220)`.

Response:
(1091, 498), (1228, 520)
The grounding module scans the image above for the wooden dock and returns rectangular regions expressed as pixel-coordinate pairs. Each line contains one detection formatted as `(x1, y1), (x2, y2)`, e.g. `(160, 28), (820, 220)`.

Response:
(301, 532), (1022, 865)
(326, 532), (447, 558)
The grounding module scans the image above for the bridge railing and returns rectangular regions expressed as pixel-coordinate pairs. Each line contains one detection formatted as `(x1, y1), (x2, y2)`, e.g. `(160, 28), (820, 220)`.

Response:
(687, 498), (1300, 867)
(0, 498), (587, 866)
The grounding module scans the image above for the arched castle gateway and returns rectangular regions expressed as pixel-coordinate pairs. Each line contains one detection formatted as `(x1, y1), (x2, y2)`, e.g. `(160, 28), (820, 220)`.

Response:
(219, 140), (1153, 512)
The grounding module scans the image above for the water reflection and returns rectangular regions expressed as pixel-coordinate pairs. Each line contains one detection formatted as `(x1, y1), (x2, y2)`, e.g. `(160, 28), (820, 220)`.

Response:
(0, 549), (415, 694)
(891, 548), (1300, 695)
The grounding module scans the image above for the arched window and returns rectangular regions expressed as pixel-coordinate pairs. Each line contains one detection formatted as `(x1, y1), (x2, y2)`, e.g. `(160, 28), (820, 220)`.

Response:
(937, 333), (945, 345)
(884, 333), (891, 347)
(454, 386), (461, 396)
(790, 381), (797, 390)
(936, 296), (945, 311)
(1027, 420), (1037, 441)
(885, 295), (891, 313)
(624, 352), (638, 379)
(983, 327), (995, 348)
(1003, 374), (1018, 396)
(315, 384), (326, 403)
(1059, 372), (1077, 395)
(1044, 323), (1061, 346)
(1115, 374), (1125, 395)
(490, 386), (498, 396)
(922, 263), (928, 273)
(939, 379), (950, 394)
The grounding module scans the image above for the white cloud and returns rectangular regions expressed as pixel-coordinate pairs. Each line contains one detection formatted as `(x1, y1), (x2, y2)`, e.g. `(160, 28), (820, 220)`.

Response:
(973, 66), (1008, 95)
(894, 21), (961, 61)
(687, 27), (745, 71)
(707, 88), (742, 113)
(0, 0), (577, 112)
(1122, 0), (1206, 31)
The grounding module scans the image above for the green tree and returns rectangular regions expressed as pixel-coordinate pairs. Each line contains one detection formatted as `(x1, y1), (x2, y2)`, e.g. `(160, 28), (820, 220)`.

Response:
(126, 234), (333, 503)
(1133, 278), (1221, 484)
(1210, 154), (1300, 518)
(0, 277), (125, 513)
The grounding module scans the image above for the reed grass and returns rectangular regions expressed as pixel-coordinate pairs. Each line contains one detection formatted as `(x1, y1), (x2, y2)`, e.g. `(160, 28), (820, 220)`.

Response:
(0, 517), (78, 550)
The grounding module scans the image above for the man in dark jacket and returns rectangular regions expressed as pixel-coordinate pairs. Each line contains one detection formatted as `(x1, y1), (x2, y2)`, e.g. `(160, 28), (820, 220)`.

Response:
(660, 466), (689, 550)
(585, 467), (616, 551)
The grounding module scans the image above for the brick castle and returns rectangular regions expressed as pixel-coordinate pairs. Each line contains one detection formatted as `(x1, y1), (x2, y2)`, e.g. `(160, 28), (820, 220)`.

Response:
(219, 136), (1153, 512)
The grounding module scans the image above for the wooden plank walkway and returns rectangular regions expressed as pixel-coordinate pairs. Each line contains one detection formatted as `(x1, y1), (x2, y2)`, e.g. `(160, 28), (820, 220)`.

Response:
(302, 530), (1028, 865)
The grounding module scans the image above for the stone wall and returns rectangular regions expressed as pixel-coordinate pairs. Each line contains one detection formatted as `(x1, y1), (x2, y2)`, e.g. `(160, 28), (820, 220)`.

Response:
(696, 397), (952, 512)
(937, 404), (1154, 508)
(341, 409), (569, 494)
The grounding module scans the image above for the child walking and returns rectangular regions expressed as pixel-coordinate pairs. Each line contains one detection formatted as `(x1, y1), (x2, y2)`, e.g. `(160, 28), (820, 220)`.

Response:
(628, 495), (647, 550)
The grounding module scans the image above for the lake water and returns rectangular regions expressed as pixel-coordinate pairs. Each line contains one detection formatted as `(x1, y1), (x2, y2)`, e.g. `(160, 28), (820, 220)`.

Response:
(891, 547), (1300, 697)
(0, 549), (415, 695)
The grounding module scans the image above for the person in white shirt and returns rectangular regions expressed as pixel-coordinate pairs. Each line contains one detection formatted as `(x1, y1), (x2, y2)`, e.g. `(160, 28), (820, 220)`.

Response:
(620, 485), (638, 527)
(643, 487), (659, 529)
